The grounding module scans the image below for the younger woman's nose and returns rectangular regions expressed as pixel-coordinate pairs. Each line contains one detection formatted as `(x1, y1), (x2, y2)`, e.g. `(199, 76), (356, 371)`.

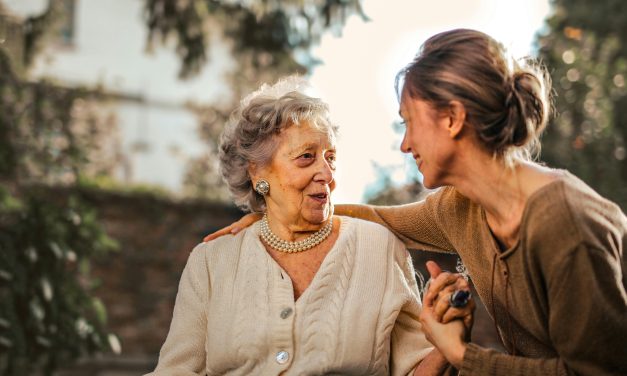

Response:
(400, 132), (411, 154)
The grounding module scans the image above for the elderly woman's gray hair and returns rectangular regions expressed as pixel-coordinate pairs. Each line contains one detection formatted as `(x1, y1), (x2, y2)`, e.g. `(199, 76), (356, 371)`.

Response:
(219, 79), (338, 213)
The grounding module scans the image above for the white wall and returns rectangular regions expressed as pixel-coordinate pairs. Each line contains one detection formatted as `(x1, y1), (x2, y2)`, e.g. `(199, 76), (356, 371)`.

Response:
(4, 0), (234, 192)
(114, 101), (206, 191)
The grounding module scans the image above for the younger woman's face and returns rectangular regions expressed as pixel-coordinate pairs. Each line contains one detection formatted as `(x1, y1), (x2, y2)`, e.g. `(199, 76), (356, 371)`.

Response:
(399, 92), (457, 189)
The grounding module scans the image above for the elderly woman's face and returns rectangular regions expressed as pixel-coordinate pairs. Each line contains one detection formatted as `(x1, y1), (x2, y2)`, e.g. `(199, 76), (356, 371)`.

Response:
(258, 121), (336, 227)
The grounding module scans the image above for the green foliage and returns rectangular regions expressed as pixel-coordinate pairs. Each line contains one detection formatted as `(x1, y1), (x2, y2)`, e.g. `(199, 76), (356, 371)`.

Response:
(0, 188), (119, 376)
(538, 0), (627, 209)
(0, 46), (121, 186)
(0, 17), (119, 375)
(144, 0), (368, 78)
(0, 59), (86, 184)
(77, 175), (174, 199)
(22, 0), (65, 67)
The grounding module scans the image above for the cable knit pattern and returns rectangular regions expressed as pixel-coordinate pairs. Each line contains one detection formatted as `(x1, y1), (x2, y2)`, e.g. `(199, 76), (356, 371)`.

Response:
(368, 234), (397, 375)
(300, 218), (355, 371)
(146, 216), (432, 376)
(232, 232), (270, 371)
(370, 234), (423, 376)
(370, 308), (397, 375)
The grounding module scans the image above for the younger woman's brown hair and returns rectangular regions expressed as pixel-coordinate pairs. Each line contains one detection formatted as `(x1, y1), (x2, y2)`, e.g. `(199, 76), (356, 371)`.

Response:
(396, 28), (552, 162)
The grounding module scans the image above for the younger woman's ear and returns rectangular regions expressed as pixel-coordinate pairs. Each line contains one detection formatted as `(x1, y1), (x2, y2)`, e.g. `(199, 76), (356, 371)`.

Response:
(447, 100), (467, 138)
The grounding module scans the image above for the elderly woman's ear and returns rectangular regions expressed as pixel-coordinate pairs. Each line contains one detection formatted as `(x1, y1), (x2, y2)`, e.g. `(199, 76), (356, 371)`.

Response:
(248, 163), (264, 187)
(247, 162), (258, 179)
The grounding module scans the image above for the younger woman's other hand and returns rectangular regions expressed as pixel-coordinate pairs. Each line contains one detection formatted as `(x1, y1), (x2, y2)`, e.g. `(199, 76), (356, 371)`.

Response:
(419, 303), (467, 369)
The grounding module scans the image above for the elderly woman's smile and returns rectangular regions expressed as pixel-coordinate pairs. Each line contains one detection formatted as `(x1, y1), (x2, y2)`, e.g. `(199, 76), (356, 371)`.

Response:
(253, 120), (337, 237)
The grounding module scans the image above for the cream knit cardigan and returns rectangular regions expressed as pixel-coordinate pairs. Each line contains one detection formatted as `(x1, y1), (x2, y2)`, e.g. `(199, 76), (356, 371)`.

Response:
(146, 216), (432, 376)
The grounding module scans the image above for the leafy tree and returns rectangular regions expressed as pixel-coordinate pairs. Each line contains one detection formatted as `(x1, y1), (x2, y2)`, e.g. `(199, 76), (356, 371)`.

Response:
(537, 0), (627, 209)
(144, 0), (368, 79)
(1, 4), (120, 374)
(0, 187), (118, 376)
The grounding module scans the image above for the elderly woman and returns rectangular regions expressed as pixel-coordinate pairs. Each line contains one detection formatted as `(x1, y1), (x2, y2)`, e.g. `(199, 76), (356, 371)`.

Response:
(147, 78), (473, 376)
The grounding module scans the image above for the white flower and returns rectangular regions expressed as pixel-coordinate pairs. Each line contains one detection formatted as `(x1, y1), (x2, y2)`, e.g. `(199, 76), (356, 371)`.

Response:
(41, 278), (53, 302)
(108, 334), (122, 355)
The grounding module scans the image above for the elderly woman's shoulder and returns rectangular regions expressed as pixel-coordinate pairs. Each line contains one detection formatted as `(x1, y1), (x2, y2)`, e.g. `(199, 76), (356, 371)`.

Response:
(339, 216), (402, 243)
(188, 227), (251, 263)
(339, 216), (410, 267)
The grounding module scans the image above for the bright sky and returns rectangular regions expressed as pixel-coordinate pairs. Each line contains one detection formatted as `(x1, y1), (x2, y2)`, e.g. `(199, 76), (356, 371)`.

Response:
(310, 0), (551, 203)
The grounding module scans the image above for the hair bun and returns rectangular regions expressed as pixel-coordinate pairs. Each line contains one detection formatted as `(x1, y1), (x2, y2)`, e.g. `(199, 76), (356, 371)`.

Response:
(504, 69), (550, 148)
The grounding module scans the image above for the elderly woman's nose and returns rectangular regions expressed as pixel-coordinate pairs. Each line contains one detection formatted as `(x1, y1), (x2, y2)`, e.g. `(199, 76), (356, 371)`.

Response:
(314, 158), (334, 183)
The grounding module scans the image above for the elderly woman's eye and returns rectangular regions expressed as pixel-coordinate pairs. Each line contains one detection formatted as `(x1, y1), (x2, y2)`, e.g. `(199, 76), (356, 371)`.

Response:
(300, 153), (315, 159)
(326, 153), (337, 168)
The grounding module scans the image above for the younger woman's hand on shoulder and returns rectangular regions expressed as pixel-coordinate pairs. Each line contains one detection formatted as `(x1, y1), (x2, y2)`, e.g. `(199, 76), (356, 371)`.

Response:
(203, 213), (262, 242)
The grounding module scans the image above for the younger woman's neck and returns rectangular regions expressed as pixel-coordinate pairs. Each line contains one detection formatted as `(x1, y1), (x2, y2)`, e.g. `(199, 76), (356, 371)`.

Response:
(447, 154), (528, 247)
(449, 153), (560, 247)
(455, 157), (525, 219)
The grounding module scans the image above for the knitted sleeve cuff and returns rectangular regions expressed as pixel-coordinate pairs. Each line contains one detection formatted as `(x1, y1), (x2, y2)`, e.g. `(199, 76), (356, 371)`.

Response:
(460, 343), (488, 376)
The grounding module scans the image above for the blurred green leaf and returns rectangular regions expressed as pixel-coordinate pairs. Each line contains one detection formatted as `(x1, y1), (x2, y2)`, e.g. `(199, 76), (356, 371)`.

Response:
(538, 0), (627, 210)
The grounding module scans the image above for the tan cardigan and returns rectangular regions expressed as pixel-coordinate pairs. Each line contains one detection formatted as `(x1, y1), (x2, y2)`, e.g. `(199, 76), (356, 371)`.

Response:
(340, 171), (627, 375)
(146, 216), (433, 376)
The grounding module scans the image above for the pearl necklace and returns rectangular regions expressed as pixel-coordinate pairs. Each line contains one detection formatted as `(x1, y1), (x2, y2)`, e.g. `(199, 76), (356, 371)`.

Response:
(260, 214), (333, 253)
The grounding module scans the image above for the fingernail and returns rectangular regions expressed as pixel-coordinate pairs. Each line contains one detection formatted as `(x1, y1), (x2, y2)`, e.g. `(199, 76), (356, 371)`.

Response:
(230, 227), (240, 234)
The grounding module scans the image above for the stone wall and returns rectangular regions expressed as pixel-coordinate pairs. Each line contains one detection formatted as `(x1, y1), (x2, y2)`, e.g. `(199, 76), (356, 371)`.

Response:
(77, 188), (242, 357)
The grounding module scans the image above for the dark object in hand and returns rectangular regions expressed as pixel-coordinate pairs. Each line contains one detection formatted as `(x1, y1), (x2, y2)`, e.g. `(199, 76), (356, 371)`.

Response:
(449, 290), (471, 308)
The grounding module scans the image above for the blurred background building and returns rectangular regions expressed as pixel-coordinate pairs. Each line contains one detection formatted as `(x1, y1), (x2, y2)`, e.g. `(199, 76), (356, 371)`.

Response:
(3, 0), (232, 194)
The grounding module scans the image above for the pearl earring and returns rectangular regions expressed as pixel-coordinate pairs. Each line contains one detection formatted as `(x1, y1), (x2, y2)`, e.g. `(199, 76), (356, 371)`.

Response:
(254, 180), (270, 196)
